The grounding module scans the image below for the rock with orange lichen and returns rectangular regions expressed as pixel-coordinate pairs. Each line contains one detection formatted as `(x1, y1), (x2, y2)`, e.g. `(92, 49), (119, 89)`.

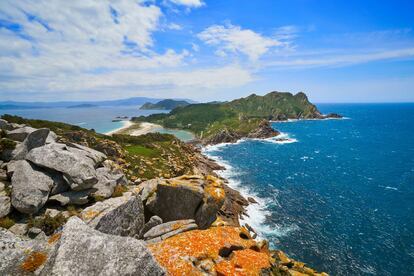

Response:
(143, 219), (198, 243)
(80, 192), (145, 238)
(148, 226), (272, 275)
(145, 175), (225, 229)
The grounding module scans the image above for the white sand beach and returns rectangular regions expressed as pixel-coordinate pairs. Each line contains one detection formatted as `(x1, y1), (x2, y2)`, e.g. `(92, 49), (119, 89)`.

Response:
(105, 120), (135, 135)
(128, 122), (162, 136)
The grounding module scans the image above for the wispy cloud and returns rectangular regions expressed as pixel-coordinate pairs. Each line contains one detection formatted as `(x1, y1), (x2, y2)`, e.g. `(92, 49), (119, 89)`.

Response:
(197, 23), (288, 61)
(167, 0), (205, 8)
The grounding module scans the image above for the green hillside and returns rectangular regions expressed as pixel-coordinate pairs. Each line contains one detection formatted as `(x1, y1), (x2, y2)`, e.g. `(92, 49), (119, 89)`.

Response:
(133, 91), (324, 138)
(139, 99), (190, 110)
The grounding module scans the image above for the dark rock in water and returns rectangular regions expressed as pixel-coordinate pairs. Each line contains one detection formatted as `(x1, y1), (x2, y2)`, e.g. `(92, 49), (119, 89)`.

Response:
(325, 113), (342, 119)
(80, 192), (145, 238)
(204, 129), (242, 145)
(26, 143), (99, 191)
(218, 184), (249, 226)
(11, 160), (52, 214)
(247, 196), (258, 204)
(247, 120), (280, 139)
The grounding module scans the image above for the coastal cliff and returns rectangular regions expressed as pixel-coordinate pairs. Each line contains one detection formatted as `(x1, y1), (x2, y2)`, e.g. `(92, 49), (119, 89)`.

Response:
(133, 91), (341, 144)
(0, 115), (328, 275)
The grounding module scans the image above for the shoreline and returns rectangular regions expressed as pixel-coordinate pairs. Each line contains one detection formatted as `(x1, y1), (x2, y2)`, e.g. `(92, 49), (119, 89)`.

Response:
(104, 120), (135, 135)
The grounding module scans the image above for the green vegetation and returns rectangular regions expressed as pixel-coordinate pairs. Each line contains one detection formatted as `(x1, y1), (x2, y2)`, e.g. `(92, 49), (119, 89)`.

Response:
(28, 213), (67, 236)
(0, 216), (15, 229)
(133, 91), (321, 138)
(111, 184), (128, 198)
(139, 99), (190, 110)
(0, 138), (17, 152)
(125, 145), (158, 157)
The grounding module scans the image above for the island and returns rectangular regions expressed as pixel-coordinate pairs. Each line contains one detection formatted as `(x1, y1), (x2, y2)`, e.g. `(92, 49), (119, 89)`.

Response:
(139, 99), (191, 110)
(133, 91), (342, 144)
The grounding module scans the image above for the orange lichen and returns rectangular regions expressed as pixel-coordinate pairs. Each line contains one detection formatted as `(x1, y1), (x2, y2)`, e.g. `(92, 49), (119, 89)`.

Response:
(47, 233), (62, 244)
(20, 251), (47, 272)
(148, 226), (271, 276)
(171, 222), (184, 231)
(204, 175), (225, 203)
(215, 249), (271, 276)
(81, 210), (100, 220)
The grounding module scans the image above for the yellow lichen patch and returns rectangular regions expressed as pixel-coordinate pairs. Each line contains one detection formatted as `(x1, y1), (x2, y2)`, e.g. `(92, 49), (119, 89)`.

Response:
(47, 233), (62, 244)
(81, 210), (100, 221)
(171, 221), (184, 231)
(204, 175), (225, 203)
(215, 249), (271, 276)
(20, 251), (47, 272)
(148, 226), (271, 276)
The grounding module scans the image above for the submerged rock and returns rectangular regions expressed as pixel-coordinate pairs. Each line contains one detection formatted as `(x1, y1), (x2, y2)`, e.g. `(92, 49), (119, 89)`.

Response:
(80, 192), (145, 238)
(11, 160), (52, 214)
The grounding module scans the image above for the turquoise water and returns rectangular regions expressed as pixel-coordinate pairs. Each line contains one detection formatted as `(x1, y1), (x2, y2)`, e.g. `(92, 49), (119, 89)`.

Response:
(0, 106), (194, 141)
(204, 104), (414, 275)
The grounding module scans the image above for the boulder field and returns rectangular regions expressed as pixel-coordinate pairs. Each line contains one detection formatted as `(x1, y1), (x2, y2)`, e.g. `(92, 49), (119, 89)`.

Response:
(0, 119), (328, 275)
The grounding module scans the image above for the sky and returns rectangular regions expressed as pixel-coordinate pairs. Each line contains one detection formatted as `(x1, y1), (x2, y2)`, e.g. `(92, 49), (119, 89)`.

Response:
(0, 0), (414, 103)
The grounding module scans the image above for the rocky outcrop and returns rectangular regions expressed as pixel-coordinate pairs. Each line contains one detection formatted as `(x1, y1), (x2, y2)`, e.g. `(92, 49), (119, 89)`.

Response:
(26, 143), (100, 190)
(0, 217), (166, 275)
(143, 219), (198, 244)
(6, 126), (37, 142)
(11, 160), (53, 214)
(80, 192), (145, 238)
(0, 181), (11, 218)
(247, 120), (280, 139)
(144, 175), (225, 229)
(204, 129), (242, 145)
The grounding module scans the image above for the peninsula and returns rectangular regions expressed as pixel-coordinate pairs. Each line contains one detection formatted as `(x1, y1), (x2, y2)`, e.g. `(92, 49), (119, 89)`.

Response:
(139, 99), (191, 110)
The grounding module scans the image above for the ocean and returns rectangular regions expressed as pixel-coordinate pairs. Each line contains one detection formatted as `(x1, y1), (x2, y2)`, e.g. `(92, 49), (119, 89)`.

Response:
(0, 106), (194, 141)
(203, 103), (414, 276)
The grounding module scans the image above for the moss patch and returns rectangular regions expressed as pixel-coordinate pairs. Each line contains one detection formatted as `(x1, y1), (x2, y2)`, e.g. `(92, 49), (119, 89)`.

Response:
(0, 216), (15, 229)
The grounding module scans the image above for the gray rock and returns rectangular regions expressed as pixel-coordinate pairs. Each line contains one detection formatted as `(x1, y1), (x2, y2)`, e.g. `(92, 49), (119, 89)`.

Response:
(0, 192), (11, 218)
(46, 130), (57, 144)
(140, 215), (163, 238)
(45, 208), (61, 218)
(11, 160), (52, 214)
(12, 128), (50, 160)
(5, 160), (18, 178)
(41, 217), (165, 275)
(26, 143), (98, 190)
(8, 223), (28, 236)
(0, 119), (13, 130)
(146, 178), (204, 222)
(0, 169), (7, 181)
(28, 227), (43, 239)
(136, 178), (160, 201)
(143, 219), (197, 241)
(6, 126), (37, 142)
(67, 142), (107, 166)
(48, 189), (92, 206)
(91, 167), (118, 198)
(80, 192), (145, 238)
(49, 172), (70, 195)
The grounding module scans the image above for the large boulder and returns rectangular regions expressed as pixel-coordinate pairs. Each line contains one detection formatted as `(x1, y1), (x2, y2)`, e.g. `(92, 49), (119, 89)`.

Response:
(12, 128), (50, 160)
(92, 167), (126, 198)
(80, 192), (145, 238)
(11, 160), (52, 214)
(6, 126), (37, 142)
(0, 119), (13, 130)
(66, 142), (107, 165)
(0, 217), (166, 275)
(145, 175), (225, 229)
(26, 143), (99, 190)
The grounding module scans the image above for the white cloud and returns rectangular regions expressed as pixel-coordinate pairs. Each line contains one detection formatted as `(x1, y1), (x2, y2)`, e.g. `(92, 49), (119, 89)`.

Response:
(167, 23), (183, 30)
(198, 24), (283, 61)
(168, 0), (205, 8)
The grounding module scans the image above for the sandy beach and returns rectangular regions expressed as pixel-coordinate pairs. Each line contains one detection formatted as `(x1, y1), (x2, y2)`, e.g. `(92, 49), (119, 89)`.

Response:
(105, 121), (162, 136)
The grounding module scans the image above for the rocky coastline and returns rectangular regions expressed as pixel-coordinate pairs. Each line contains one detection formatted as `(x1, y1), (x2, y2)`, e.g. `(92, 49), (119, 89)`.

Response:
(0, 117), (328, 275)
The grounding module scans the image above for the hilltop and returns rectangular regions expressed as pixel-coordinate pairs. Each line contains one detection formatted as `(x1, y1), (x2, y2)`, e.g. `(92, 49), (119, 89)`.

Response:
(139, 99), (191, 110)
(133, 91), (341, 143)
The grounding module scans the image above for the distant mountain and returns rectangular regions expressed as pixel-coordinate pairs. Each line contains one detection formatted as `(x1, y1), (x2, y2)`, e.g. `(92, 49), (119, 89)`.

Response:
(0, 97), (195, 109)
(139, 99), (191, 110)
(67, 104), (97, 108)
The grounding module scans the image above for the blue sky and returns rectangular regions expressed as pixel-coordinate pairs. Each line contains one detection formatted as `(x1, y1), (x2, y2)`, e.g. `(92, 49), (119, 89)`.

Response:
(0, 0), (413, 102)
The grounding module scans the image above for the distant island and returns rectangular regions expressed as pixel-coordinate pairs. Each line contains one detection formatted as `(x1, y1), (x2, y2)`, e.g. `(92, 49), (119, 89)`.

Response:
(67, 104), (97, 108)
(133, 91), (341, 144)
(139, 99), (190, 110)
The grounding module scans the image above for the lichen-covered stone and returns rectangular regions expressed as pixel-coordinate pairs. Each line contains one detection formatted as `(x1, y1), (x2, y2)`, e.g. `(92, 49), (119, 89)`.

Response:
(80, 192), (145, 238)
(144, 219), (197, 242)
(42, 217), (165, 275)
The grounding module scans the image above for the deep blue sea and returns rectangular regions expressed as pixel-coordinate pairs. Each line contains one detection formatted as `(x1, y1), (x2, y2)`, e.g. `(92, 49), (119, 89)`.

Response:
(204, 104), (414, 276)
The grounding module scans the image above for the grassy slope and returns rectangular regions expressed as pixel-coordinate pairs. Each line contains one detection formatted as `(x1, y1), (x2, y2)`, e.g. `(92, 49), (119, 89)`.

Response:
(133, 91), (320, 138)
(1, 114), (198, 181)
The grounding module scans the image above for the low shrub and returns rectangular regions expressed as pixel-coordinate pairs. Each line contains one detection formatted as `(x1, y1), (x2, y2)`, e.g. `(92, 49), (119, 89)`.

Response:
(0, 216), (15, 229)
